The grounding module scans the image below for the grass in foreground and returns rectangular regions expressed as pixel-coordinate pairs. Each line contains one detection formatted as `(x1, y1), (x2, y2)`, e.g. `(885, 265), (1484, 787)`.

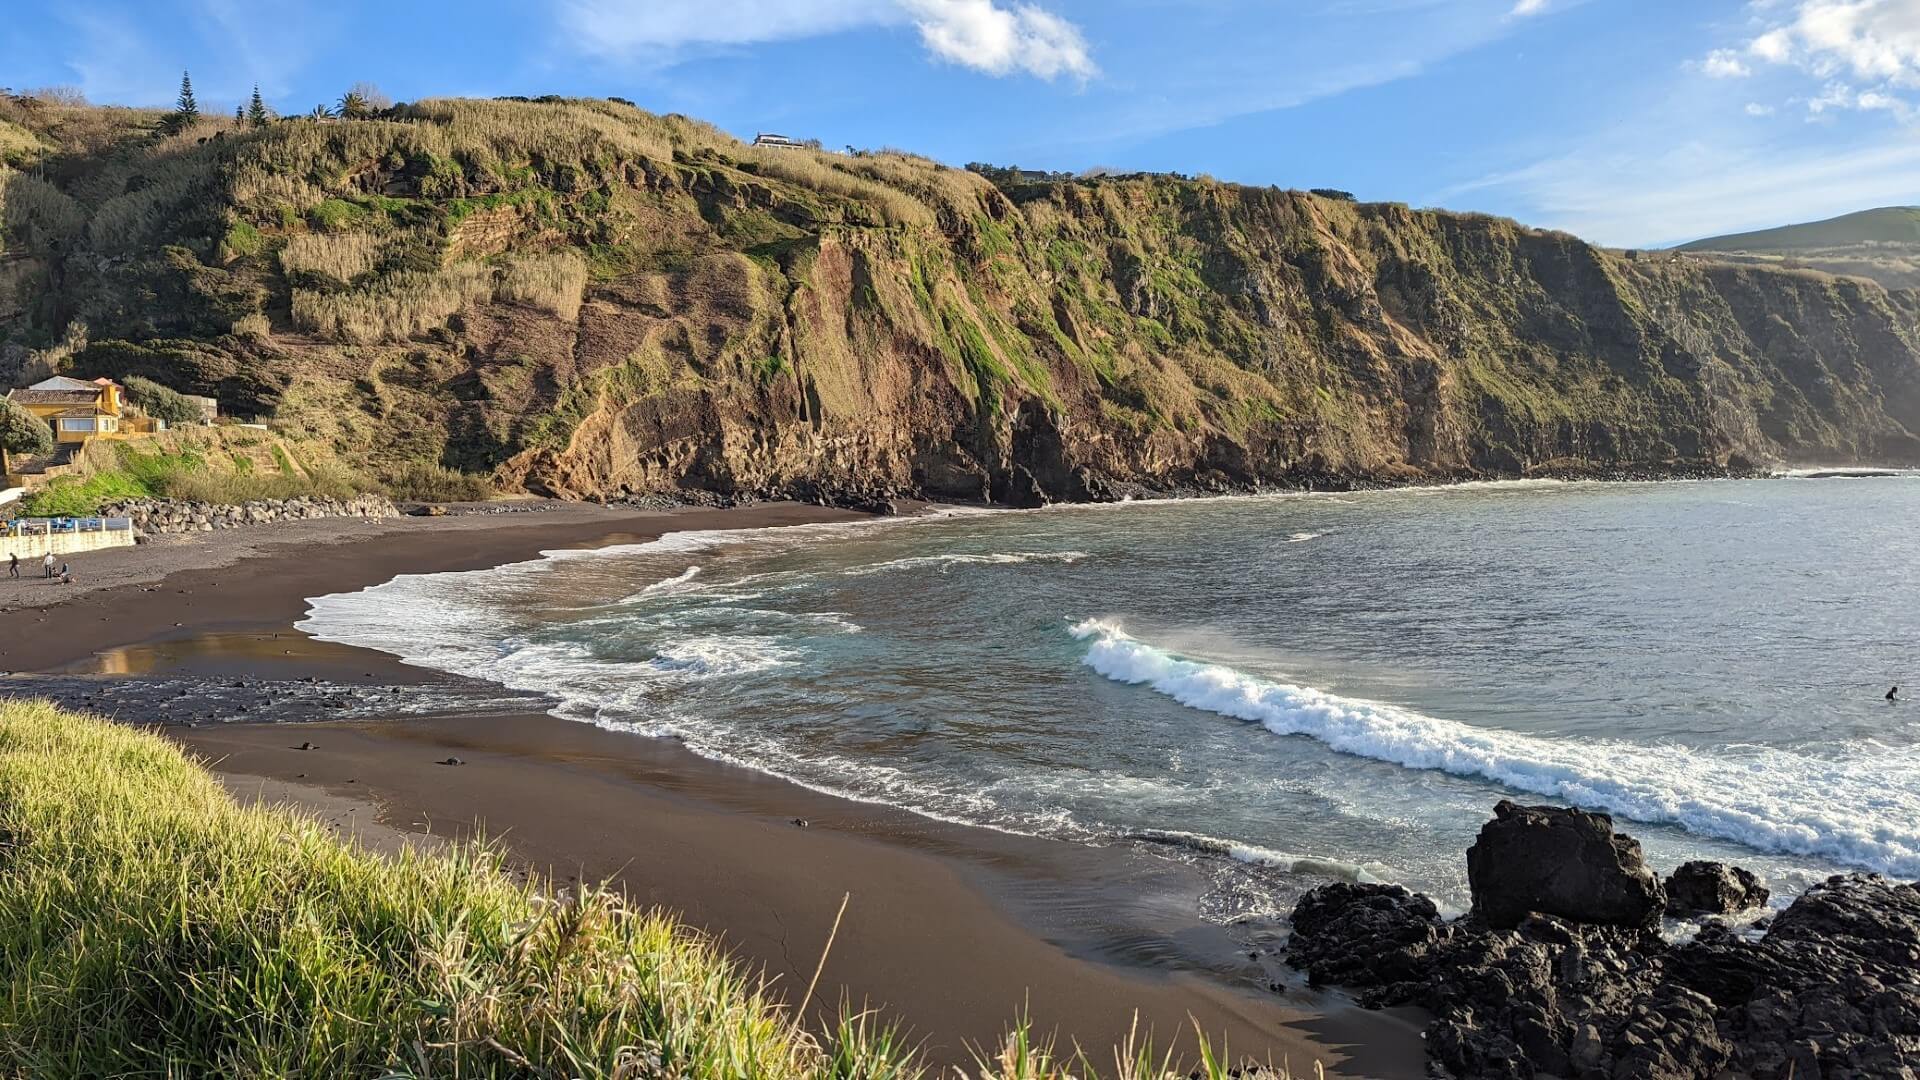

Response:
(0, 702), (1292, 1079)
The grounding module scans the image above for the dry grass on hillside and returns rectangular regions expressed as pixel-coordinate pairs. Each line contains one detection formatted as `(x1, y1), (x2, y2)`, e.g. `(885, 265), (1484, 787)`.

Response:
(292, 263), (494, 343)
(743, 146), (936, 228)
(280, 230), (381, 282)
(498, 251), (589, 320)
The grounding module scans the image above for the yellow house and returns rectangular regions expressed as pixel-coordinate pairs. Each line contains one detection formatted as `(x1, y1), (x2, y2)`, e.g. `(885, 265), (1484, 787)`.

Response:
(6, 377), (126, 444)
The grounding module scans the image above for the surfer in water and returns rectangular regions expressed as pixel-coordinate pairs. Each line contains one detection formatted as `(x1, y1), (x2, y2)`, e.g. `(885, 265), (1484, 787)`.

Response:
(1890, 686), (1901, 702)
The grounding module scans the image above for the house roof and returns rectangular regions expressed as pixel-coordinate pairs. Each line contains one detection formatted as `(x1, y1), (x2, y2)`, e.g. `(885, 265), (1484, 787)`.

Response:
(7, 388), (100, 407)
(28, 376), (97, 393)
(53, 406), (111, 418)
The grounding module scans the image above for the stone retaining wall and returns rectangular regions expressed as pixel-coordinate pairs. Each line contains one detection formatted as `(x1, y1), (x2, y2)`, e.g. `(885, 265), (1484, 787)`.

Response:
(0, 527), (136, 560)
(100, 494), (398, 536)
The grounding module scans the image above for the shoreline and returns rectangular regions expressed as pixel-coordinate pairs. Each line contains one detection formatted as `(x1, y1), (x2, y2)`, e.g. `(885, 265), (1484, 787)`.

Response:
(0, 502), (1426, 1075)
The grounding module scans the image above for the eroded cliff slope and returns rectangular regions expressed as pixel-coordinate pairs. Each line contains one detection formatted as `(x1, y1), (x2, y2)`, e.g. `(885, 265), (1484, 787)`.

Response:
(4, 95), (1918, 504)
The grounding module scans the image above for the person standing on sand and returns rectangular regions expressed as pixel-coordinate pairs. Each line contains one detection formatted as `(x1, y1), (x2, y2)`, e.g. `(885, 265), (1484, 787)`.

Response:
(7, 553), (16, 579)
(42, 553), (53, 579)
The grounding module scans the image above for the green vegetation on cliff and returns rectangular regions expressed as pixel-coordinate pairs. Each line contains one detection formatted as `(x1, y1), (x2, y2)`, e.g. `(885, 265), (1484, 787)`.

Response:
(2, 92), (1917, 506)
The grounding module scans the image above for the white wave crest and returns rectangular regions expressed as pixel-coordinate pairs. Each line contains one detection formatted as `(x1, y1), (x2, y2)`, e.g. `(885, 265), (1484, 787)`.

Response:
(1069, 618), (1920, 876)
(1285, 532), (1322, 544)
(630, 565), (703, 598)
(844, 551), (1090, 577)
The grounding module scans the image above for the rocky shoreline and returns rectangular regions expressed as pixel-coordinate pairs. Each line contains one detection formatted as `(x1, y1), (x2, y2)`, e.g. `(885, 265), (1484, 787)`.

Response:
(599, 458), (1781, 516)
(1287, 801), (1919, 1078)
(101, 495), (397, 536)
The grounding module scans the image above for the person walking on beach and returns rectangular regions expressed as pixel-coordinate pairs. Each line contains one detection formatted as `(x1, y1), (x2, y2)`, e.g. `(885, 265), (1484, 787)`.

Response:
(6, 553), (16, 579)
(41, 553), (53, 579)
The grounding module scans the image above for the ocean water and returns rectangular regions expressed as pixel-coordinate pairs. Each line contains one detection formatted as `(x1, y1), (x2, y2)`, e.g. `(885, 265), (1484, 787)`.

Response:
(300, 478), (1920, 917)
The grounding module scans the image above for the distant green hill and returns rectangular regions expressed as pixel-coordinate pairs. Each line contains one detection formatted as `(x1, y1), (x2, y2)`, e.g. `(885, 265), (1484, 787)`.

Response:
(1673, 207), (1920, 290)
(1679, 207), (1920, 253)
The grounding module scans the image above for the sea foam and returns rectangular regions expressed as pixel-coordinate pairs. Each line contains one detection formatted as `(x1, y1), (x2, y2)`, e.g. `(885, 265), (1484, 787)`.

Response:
(1070, 618), (1920, 876)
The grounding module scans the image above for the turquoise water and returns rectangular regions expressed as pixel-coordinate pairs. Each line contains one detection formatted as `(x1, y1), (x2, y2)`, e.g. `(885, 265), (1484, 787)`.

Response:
(302, 478), (1920, 915)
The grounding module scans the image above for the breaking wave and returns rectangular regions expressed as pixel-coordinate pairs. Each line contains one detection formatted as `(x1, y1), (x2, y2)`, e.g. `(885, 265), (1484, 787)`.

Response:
(1070, 618), (1920, 876)
(1126, 829), (1392, 884)
(844, 551), (1090, 576)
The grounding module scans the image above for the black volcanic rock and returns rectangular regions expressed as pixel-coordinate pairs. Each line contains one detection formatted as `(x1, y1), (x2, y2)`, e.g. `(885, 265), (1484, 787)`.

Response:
(1466, 800), (1665, 929)
(1287, 807), (1920, 1078)
(1286, 882), (1444, 999)
(1664, 860), (1769, 916)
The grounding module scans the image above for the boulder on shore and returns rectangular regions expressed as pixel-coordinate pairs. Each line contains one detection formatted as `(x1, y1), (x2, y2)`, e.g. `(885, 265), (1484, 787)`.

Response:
(1288, 803), (1920, 1079)
(1466, 799), (1665, 929)
(1665, 860), (1770, 917)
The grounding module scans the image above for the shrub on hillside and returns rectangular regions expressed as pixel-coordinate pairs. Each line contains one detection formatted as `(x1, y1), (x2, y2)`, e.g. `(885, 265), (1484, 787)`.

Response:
(0, 396), (52, 459)
(0, 168), (84, 250)
(121, 375), (203, 426)
(383, 460), (495, 502)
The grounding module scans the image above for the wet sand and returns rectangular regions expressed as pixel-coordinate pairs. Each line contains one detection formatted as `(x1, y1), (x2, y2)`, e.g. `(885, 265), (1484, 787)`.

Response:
(0, 502), (1425, 1075)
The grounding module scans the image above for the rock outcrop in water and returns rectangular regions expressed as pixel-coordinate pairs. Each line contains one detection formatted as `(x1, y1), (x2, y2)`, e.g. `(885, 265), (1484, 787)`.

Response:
(1288, 805), (1920, 1078)
(1664, 860), (1770, 917)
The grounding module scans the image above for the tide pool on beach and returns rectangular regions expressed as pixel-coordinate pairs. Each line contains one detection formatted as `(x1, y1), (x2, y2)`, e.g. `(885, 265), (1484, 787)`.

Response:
(300, 477), (1920, 919)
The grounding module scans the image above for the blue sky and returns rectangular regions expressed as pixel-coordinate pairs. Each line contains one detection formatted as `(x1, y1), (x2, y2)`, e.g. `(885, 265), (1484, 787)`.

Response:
(5, 0), (1919, 247)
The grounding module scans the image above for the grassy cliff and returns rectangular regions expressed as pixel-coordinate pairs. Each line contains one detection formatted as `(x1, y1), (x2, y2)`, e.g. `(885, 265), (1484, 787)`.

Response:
(3, 94), (1918, 505)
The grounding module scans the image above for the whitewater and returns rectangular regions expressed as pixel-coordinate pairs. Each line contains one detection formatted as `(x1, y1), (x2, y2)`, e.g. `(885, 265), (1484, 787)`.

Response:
(301, 477), (1920, 913)
(1070, 618), (1920, 876)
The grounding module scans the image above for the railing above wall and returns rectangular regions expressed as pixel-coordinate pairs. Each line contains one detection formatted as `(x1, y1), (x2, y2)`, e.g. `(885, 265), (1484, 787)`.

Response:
(3, 517), (133, 537)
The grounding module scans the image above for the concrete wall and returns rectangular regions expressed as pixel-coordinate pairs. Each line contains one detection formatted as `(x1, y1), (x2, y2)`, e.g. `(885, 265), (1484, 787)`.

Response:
(0, 528), (135, 560)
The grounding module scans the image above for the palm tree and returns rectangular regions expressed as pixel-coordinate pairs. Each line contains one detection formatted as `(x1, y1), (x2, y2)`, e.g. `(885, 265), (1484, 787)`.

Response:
(308, 104), (333, 120)
(336, 90), (369, 120)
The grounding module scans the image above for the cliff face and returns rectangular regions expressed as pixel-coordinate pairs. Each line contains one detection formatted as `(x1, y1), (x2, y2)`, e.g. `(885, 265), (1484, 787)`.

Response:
(4, 97), (1918, 504)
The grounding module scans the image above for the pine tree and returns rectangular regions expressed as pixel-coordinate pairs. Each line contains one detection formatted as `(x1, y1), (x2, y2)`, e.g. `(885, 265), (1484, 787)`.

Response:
(235, 104), (244, 123)
(175, 70), (199, 123)
(247, 85), (269, 127)
(161, 70), (200, 135)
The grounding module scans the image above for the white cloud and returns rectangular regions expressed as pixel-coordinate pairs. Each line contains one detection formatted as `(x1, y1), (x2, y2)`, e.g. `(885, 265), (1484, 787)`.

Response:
(1739, 0), (1920, 86)
(1746, 101), (1777, 114)
(1510, 0), (1548, 15)
(556, 0), (1094, 80)
(902, 0), (1096, 80)
(1796, 77), (1915, 114)
(1750, 27), (1795, 64)
(1806, 78), (1859, 111)
(1702, 49), (1753, 77)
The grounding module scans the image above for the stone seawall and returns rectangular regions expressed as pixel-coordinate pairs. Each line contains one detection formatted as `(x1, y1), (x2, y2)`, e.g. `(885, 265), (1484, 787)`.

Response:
(100, 494), (398, 536)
